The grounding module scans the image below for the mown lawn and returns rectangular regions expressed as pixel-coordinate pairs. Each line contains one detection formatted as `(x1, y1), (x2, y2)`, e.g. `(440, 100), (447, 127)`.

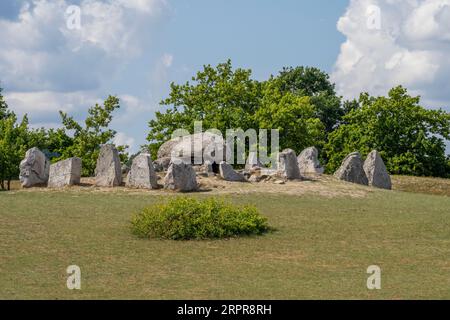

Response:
(0, 187), (449, 299)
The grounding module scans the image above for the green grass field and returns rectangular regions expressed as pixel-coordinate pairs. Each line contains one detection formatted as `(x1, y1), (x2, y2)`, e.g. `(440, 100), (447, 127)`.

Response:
(0, 177), (449, 299)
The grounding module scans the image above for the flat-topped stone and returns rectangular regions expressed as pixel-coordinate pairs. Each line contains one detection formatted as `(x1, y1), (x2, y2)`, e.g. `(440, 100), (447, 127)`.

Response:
(48, 157), (82, 188)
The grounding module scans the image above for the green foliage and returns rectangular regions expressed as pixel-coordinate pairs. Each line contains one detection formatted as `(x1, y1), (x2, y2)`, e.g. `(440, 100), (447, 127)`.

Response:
(146, 61), (328, 159)
(58, 96), (127, 176)
(324, 86), (450, 177)
(131, 197), (270, 240)
(255, 80), (325, 152)
(274, 66), (344, 132)
(0, 87), (12, 120)
(0, 114), (30, 190)
(147, 60), (261, 158)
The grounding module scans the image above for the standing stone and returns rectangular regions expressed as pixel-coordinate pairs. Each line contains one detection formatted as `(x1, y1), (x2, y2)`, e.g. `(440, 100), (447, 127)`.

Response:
(48, 157), (82, 188)
(363, 150), (392, 190)
(297, 147), (324, 175)
(219, 162), (246, 182)
(95, 144), (122, 187)
(245, 152), (263, 171)
(334, 152), (368, 185)
(126, 154), (158, 189)
(164, 162), (198, 191)
(277, 149), (301, 180)
(19, 147), (50, 188)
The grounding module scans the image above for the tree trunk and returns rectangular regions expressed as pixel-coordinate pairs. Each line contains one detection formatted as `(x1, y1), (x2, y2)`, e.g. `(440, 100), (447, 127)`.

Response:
(7, 179), (11, 191)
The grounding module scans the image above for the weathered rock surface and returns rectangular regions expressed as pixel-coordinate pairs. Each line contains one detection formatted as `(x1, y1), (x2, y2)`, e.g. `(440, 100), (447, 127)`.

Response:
(95, 144), (122, 187)
(153, 157), (171, 172)
(363, 150), (392, 190)
(164, 162), (198, 191)
(219, 162), (246, 182)
(19, 147), (50, 188)
(245, 152), (263, 171)
(277, 149), (301, 180)
(126, 153), (158, 189)
(298, 147), (324, 175)
(157, 132), (230, 165)
(48, 157), (82, 188)
(334, 152), (368, 185)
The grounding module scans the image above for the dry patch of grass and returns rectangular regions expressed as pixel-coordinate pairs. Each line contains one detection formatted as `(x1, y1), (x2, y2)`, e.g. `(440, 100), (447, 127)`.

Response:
(14, 174), (371, 199)
(391, 175), (450, 197)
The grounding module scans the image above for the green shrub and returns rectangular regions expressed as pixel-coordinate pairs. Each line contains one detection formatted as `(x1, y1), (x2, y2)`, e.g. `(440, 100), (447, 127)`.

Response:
(131, 197), (270, 240)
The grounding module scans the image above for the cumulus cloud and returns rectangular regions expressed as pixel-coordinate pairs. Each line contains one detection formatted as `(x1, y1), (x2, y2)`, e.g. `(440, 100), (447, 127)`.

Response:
(332, 0), (450, 110)
(0, 0), (168, 153)
(0, 0), (167, 93)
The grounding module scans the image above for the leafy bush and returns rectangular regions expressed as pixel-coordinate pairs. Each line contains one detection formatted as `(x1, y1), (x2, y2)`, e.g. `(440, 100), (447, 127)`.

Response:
(131, 197), (270, 240)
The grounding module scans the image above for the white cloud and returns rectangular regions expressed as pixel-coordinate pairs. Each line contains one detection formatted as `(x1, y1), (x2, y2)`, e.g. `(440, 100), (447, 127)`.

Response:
(5, 90), (98, 114)
(332, 0), (450, 110)
(0, 0), (168, 154)
(113, 131), (136, 150)
(0, 0), (167, 92)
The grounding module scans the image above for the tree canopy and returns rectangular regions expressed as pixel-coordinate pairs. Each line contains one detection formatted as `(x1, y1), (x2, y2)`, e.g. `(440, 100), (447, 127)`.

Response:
(274, 66), (344, 132)
(58, 95), (128, 176)
(324, 86), (450, 177)
(147, 60), (328, 159)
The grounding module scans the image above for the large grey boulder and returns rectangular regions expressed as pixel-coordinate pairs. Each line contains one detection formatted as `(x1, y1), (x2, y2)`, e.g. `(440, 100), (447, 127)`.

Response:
(363, 150), (392, 190)
(298, 147), (324, 175)
(245, 151), (263, 171)
(153, 157), (171, 172)
(157, 132), (229, 165)
(164, 162), (198, 191)
(48, 157), (82, 188)
(277, 149), (301, 180)
(19, 147), (50, 188)
(219, 162), (246, 182)
(126, 153), (158, 189)
(95, 144), (122, 187)
(334, 152), (368, 185)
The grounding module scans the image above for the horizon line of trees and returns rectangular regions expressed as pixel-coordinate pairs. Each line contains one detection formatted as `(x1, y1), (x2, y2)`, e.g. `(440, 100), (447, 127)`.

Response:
(1, 60), (450, 190)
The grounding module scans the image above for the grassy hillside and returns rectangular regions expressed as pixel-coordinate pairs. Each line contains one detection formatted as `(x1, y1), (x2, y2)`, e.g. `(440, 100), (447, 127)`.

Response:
(1, 185), (449, 299)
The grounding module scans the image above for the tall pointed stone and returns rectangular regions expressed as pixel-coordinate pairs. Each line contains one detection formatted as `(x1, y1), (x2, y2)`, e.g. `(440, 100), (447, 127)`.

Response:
(297, 147), (324, 176)
(277, 149), (301, 180)
(126, 153), (158, 189)
(364, 150), (392, 190)
(95, 144), (122, 187)
(334, 152), (368, 185)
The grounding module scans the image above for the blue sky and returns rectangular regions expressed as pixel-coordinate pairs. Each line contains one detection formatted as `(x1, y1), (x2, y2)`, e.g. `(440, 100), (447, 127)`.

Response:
(1, 0), (449, 153)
